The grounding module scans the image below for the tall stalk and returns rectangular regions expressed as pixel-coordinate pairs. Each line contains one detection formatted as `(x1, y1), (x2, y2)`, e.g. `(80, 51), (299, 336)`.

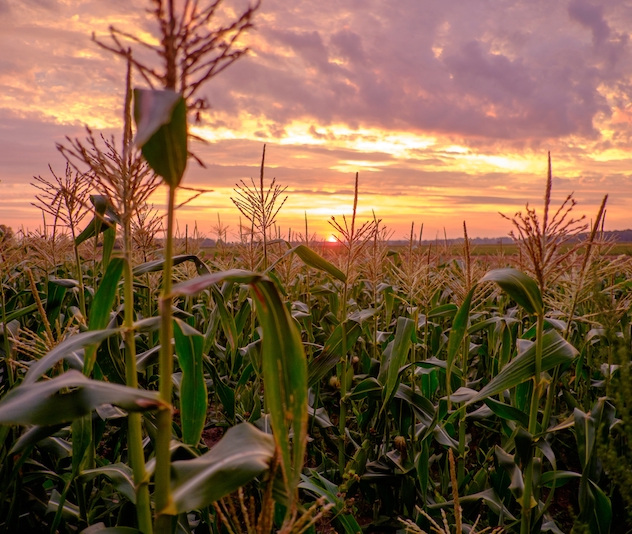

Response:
(155, 185), (176, 532)
(520, 311), (544, 534)
(0, 279), (13, 388)
(120, 66), (153, 533)
(457, 222), (473, 483)
(123, 220), (153, 534)
(329, 173), (376, 474)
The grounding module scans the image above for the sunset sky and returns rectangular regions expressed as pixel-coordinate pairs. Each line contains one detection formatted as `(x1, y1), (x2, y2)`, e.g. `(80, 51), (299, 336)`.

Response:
(1, 0), (632, 241)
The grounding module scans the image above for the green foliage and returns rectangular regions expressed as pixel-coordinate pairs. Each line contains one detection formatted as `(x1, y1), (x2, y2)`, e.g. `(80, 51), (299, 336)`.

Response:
(1, 4), (629, 529)
(133, 89), (188, 188)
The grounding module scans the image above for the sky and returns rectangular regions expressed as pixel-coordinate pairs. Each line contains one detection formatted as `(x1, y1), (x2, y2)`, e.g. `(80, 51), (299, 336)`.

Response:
(1, 0), (632, 241)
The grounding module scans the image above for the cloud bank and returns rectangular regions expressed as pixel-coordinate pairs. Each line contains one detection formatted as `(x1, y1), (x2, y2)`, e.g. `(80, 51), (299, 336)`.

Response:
(0, 0), (631, 237)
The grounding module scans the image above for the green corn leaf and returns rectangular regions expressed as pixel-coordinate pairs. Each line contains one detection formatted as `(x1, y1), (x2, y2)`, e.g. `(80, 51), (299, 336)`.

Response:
(206, 360), (235, 421)
(484, 398), (529, 427)
(133, 254), (210, 276)
(45, 280), (69, 328)
(79, 463), (136, 504)
(298, 472), (362, 534)
(428, 487), (517, 521)
(10, 423), (67, 454)
(379, 317), (414, 408)
(250, 278), (308, 501)
(495, 445), (525, 502)
(134, 89), (187, 188)
(428, 303), (458, 319)
(72, 413), (93, 475)
(1, 302), (38, 325)
(174, 319), (207, 446)
(308, 320), (362, 387)
(394, 384), (436, 429)
(586, 481), (612, 534)
(265, 243), (346, 282)
(211, 284), (238, 352)
(574, 407), (594, 472)
(0, 370), (167, 426)
(539, 470), (581, 488)
(24, 328), (121, 386)
(172, 269), (262, 297)
(514, 427), (534, 469)
(466, 330), (577, 405)
(102, 224), (117, 272)
(575, 398), (616, 475)
(167, 423), (274, 514)
(290, 244), (346, 282)
(84, 257), (125, 376)
(75, 195), (117, 246)
(481, 268), (543, 316)
(172, 270), (308, 503)
(81, 523), (142, 534)
(446, 286), (476, 394)
(347, 377), (382, 401)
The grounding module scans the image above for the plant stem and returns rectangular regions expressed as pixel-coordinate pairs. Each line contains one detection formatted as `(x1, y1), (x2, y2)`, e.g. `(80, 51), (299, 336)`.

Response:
(338, 282), (349, 475)
(123, 217), (153, 534)
(0, 286), (13, 388)
(72, 238), (87, 321)
(155, 185), (176, 532)
(521, 312), (544, 534)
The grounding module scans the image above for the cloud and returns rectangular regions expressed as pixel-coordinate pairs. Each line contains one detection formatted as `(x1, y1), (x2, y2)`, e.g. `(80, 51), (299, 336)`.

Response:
(195, 0), (631, 143)
(568, 0), (610, 46)
(1, 0), (631, 237)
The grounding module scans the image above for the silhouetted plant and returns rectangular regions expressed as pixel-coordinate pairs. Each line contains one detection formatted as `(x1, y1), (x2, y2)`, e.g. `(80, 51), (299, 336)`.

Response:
(231, 145), (288, 270)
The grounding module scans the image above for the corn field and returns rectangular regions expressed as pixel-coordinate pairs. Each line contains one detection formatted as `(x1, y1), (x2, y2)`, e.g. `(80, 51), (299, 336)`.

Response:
(1, 2), (632, 533)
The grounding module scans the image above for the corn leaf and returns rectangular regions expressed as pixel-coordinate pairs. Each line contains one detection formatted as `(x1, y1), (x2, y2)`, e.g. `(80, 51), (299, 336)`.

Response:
(466, 330), (577, 405)
(210, 284), (238, 352)
(250, 278), (308, 501)
(481, 268), (543, 316)
(75, 195), (117, 246)
(134, 89), (187, 188)
(79, 463), (136, 504)
(133, 254), (209, 276)
(0, 370), (167, 426)
(347, 377), (382, 401)
(308, 320), (362, 387)
(446, 285), (476, 391)
(291, 244), (346, 282)
(174, 319), (207, 445)
(379, 317), (414, 409)
(172, 270), (262, 297)
(24, 328), (121, 386)
(168, 423), (274, 514)
(84, 257), (125, 376)
(81, 523), (141, 534)
(172, 270), (308, 502)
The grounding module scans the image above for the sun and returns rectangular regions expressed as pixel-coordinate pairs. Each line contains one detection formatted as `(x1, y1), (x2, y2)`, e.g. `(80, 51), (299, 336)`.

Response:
(327, 235), (338, 243)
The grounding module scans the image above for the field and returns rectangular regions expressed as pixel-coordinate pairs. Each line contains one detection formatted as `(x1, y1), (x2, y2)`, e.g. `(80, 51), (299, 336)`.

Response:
(2, 190), (632, 533)
(2, 2), (631, 533)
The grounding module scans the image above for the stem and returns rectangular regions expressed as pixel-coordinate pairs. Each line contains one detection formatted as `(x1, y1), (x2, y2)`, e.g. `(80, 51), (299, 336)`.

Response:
(260, 145), (268, 270)
(0, 285), (14, 388)
(155, 185), (176, 532)
(71, 237), (87, 321)
(457, 327), (470, 481)
(337, 282), (349, 475)
(521, 312), (544, 534)
(123, 217), (153, 534)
